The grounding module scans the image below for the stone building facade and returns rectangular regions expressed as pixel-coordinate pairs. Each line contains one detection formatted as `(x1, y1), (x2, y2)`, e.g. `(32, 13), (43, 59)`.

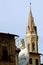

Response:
(0, 32), (19, 65)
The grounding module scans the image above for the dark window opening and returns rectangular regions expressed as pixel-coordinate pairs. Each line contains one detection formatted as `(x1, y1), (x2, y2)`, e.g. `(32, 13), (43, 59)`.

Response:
(36, 59), (38, 65)
(1, 46), (14, 62)
(28, 25), (30, 30)
(32, 43), (35, 51)
(28, 44), (30, 50)
(2, 46), (8, 61)
(29, 58), (32, 64)
(34, 26), (37, 33)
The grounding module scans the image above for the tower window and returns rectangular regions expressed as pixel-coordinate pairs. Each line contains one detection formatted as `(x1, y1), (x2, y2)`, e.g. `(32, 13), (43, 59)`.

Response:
(35, 59), (38, 65)
(2, 46), (8, 61)
(28, 44), (30, 50)
(32, 42), (35, 51)
(29, 58), (32, 64)
(34, 26), (37, 33)
(28, 25), (30, 30)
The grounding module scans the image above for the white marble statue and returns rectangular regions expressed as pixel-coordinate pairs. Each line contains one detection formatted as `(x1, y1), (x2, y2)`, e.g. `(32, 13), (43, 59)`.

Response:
(18, 39), (29, 65)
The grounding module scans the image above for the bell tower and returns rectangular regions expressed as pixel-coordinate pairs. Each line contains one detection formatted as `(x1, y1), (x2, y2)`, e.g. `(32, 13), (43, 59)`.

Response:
(26, 7), (38, 53)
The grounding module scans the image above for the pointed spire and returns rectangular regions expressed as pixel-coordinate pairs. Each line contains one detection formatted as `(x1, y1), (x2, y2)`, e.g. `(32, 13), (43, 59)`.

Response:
(26, 3), (35, 34)
(28, 3), (34, 27)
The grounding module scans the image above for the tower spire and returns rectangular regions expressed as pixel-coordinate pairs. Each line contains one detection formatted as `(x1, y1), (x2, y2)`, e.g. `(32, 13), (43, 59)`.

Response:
(26, 2), (38, 53)
(26, 3), (35, 34)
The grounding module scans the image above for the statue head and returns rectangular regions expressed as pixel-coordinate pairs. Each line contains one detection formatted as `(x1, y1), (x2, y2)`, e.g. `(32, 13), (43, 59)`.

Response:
(18, 39), (25, 50)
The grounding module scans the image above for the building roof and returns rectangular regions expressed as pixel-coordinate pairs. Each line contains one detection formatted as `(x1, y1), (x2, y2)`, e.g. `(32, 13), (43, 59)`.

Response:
(0, 32), (19, 37)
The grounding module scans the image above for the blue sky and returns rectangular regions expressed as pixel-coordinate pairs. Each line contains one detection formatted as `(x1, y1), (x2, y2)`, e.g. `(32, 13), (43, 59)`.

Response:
(0, 0), (43, 63)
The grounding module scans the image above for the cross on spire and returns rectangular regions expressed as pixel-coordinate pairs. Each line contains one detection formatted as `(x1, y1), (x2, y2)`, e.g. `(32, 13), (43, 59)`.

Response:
(30, 2), (31, 8)
(30, 2), (31, 6)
